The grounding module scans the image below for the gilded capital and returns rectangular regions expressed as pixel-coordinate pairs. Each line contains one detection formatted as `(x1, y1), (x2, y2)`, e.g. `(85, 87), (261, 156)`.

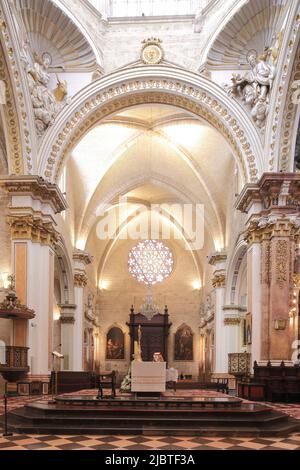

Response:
(74, 272), (88, 287)
(212, 272), (226, 288)
(7, 214), (59, 247)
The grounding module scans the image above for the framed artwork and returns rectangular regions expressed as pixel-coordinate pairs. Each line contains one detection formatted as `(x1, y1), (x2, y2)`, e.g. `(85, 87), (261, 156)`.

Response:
(174, 325), (193, 361)
(106, 327), (125, 360)
(246, 313), (252, 345)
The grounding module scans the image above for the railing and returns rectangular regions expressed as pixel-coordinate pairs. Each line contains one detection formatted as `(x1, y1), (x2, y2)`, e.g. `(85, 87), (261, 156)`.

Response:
(89, 0), (206, 17)
(0, 346), (29, 370)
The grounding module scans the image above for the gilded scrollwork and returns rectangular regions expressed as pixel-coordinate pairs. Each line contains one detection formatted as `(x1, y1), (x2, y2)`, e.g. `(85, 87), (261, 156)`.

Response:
(0, 8), (33, 173)
(276, 240), (288, 287)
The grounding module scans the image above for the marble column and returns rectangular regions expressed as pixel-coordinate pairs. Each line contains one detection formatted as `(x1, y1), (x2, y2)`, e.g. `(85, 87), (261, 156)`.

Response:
(208, 252), (227, 373)
(72, 249), (93, 371)
(59, 303), (76, 370)
(236, 173), (300, 363)
(0, 176), (67, 376)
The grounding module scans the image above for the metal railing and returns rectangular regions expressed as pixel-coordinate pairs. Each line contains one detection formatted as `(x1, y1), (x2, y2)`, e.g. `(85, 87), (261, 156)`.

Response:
(89, 0), (206, 17)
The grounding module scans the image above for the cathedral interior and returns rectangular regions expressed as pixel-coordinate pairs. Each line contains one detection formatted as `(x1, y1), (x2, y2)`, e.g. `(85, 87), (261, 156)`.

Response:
(1, 0), (300, 453)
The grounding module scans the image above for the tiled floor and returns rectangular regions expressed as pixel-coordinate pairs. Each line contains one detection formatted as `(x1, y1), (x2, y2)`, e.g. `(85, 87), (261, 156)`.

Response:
(0, 433), (300, 450)
(1, 390), (300, 450)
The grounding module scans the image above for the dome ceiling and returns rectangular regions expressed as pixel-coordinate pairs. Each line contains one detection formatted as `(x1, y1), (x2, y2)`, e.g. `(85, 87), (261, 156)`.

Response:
(18, 0), (97, 72)
(206, 0), (288, 69)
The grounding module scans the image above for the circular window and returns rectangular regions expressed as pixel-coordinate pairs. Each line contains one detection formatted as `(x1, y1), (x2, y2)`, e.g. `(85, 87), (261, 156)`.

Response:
(128, 240), (174, 286)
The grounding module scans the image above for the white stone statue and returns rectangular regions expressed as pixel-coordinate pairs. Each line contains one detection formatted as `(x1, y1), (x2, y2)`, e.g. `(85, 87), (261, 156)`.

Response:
(25, 52), (69, 136)
(87, 293), (94, 309)
(225, 46), (277, 129)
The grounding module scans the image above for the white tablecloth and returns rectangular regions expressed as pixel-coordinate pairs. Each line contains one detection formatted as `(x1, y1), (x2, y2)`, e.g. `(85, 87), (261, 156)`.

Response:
(166, 368), (178, 382)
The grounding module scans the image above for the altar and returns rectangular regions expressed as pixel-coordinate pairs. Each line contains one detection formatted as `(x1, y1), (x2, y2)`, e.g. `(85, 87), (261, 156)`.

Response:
(131, 361), (166, 393)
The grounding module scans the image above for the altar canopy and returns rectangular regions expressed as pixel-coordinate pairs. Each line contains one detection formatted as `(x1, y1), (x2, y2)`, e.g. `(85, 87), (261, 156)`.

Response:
(127, 308), (171, 362)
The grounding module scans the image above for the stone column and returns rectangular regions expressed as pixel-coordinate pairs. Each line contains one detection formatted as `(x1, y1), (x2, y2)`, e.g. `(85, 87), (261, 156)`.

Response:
(208, 252), (227, 373)
(0, 176), (67, 377)
(59, 303), (76, 370)
(72, 249), (93, 371)
(236, 173), (300, 363)
(223, 306), (245, 356)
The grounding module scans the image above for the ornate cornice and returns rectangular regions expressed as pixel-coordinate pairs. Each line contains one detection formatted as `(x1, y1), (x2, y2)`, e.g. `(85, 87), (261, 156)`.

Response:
(0, 175), (67, 214)
(74, 272), (88, 287)
(236, 173), (300, 213)
(73, 249), (93, 265)
(7, 213), (59, 247)
(208, 251), (227, 266)
(37, 67), (263, 183)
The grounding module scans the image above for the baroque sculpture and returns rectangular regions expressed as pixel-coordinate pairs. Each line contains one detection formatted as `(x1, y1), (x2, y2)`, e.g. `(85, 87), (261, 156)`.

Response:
(225, 39), (281, 129)
(25, 52), (69, 136)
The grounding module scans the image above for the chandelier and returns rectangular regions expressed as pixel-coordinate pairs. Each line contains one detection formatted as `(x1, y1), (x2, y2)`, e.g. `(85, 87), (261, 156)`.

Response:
(128, 240), (173, 320)
(128, 239), (173, 287)
(140, 292), (159, 320)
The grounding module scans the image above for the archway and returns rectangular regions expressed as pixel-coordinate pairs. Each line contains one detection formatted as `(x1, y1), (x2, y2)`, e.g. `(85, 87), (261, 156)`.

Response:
(38, 66), (264, 183)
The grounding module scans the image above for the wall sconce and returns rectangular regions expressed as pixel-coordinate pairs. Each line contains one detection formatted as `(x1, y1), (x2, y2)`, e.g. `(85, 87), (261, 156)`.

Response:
(274, 319), (287, 331)
(0, 272), (9, 289)
(53, 311), (61, 321)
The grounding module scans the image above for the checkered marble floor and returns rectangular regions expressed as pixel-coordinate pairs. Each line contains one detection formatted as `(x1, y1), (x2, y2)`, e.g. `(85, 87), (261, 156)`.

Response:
(0, 433), (300, 450)
(1, 390), (300, 450)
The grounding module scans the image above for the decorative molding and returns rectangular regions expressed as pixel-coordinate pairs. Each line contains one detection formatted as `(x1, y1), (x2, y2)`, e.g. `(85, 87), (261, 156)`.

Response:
(278, 40), (300, 171)
(267, 6), (300, 171)
(208, 251), (227, 266)
(236, 173), (300, 213)
(0, 3), (35, 173)
(244, 215), (300, 247)
(0, 175), (67, 214)
(276, 239), (288, 287)
(60, 316), (75, 324)
(0, 39), (23, 174)
(7, 213), (59, 247)
(37, 67), (263, 183)
(212, 272), (226, 288)
(73, 249), (93, 266)
(224, 317), (241, 326)
(74, 272), (88, 287)
(140, 38), (164, 65)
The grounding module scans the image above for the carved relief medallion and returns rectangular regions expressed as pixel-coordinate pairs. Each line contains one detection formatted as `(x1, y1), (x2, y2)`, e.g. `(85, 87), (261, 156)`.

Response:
(141, 38), (163, 65)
